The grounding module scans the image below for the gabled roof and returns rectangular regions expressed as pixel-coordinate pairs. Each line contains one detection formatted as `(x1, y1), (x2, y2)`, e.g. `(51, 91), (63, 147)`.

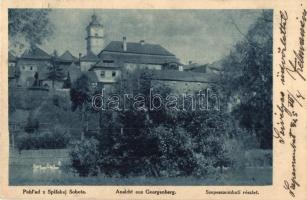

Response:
(80, 51), (99, 62)
(9, 52), (17, 62)
(21, 46), (51, 60)
(59, 50), (78, 62)
(150, 70), (218, 83)
(101, 41), (175, 56)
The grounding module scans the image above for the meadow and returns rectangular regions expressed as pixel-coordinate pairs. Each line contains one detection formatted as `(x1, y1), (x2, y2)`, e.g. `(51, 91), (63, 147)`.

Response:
(9, 149), (272, 186)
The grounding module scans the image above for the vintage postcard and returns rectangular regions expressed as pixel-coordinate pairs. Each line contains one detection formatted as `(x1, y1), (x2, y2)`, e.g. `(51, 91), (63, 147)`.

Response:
(0, 0), (306, 199)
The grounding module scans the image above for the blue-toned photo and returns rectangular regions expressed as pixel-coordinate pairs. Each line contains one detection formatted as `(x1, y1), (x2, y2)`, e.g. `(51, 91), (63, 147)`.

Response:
(8, 9), (272, 185)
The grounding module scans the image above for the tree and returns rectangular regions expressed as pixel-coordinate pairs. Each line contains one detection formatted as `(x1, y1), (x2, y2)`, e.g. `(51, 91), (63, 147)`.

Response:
(63, 72), (72, 89)
(221, 10), (273, 149)
(47, 54), (65, 89)
(33, 72), (39, 87)
(96, 68), (232, 177)
(70, 74), (92, 139)
(9, 9), (54, 54)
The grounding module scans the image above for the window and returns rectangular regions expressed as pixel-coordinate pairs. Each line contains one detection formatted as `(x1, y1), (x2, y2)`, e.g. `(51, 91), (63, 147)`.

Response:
(91, 82), (97, 87)
(30, 66), (33, 70)
(95, 33), (98, 37)
(103, 60), (114, 63)
(100, 71), (105, 77)
(112, 71), (116, 77)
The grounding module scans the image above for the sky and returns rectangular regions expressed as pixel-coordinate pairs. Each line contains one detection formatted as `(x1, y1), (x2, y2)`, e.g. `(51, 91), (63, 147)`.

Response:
(42, 9), (262, 64)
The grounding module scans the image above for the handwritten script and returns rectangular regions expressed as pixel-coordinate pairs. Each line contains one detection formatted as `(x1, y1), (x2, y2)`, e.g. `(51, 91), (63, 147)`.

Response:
(276, 6), (306, 198)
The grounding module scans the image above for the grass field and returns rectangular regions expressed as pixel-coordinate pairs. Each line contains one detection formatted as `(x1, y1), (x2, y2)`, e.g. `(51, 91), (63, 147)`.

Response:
(9, 149), (272, 186)
(9, 165), (272, 185)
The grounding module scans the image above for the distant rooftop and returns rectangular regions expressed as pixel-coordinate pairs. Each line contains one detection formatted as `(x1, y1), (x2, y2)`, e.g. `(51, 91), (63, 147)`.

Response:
(80, 51), (99, 62)
(150, 70), (218, 83)
(21, 46), (51, 60)
(59, 50), (78, 62)
(90, 60), (118, 70)
(101, 41), (175, 56)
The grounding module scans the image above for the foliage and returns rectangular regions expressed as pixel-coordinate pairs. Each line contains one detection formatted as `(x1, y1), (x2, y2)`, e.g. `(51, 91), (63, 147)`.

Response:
(47, 57), (65, 89)
(24, 112), (39, 133)
(69, 74), (93, 139)
(63, 72), (72, 89)
(220, 10), (273, 149)
(70, 138), (100, 177)
(9, 9), (54, 54)
(16, 129), (70, 151)
(33, 72), (39, 86)
(86, 68), (233, 177)
(70, 74), (91, 112)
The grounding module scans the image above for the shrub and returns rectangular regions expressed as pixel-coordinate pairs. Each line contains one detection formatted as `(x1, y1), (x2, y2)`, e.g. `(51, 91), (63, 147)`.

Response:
(150, 125), (197, 177)
(24, 114), (39, 133)
(69, 137), (100, 177)
(16, 129), (70, 151)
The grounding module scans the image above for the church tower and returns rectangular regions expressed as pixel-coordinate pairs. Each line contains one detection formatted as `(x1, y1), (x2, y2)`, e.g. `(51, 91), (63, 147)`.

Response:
(86, 14), (105, 55)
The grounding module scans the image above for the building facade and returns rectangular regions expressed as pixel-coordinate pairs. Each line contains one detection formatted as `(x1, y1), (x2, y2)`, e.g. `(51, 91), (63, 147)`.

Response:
(9, 14), (218, 94)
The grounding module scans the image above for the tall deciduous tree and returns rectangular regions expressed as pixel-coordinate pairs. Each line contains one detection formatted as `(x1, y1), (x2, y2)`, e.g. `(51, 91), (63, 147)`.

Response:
(9, 9), (54, 54)
(70, 74), (92, 139)
(47, 53), (65, 89)
(221, 10), (273, 149)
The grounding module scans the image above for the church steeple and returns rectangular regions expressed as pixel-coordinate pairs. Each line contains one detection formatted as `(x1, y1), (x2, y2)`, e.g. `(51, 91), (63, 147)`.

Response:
(86, 14), (105, 55)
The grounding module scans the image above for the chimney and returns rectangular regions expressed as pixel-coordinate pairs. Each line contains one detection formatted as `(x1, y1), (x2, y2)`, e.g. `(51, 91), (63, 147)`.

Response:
(123, 36), (127, 51)
(140, 40), (145, 45)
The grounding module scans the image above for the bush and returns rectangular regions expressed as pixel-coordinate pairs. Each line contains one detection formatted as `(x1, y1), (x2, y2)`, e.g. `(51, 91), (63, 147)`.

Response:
(16, 129), (70, 151)
(24, 114), (39, 133)
(150, 125), (197, 177)
(69, 138), (100, 177)
(95, 111), (233, 178)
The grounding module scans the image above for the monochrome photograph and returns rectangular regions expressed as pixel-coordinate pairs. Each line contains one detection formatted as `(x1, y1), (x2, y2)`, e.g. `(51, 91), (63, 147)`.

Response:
(8, 9), (273, 185)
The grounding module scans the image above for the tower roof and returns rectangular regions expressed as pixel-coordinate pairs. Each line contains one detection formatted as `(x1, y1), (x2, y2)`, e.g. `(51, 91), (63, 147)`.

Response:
(88, 14), (103, 27)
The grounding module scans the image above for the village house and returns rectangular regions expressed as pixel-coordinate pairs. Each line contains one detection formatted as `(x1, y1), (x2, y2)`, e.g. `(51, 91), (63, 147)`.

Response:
(9, 14), (219, 94)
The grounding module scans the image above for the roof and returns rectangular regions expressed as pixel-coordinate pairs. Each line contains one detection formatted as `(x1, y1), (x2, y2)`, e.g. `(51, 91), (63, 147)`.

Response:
(184, 64), (208, 73)
(87, 14), (103, 27)
(183, 63), (201, 70)
(101, 41), (175, 56)
(59, 51), (78, 62)
(90, 60), (118, 70)
(150, 70), (218, 83)
(99, 52), (180, 66)
(21, 46), (51, 60)
(9, 52), (17, 62)
(80, 51), (99, 62)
